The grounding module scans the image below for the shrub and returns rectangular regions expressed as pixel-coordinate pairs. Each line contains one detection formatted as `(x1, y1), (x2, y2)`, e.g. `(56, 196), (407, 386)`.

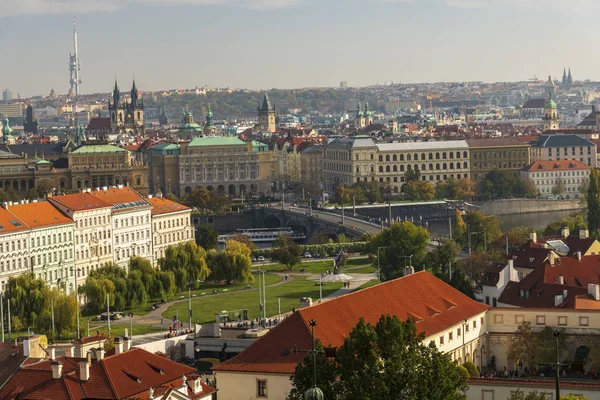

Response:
(457, 365), (470, 381)
(463, 361), (479, 378)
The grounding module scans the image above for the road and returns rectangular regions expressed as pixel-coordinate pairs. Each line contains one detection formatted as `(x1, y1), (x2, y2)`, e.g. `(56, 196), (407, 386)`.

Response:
(285, 206), (383, 235)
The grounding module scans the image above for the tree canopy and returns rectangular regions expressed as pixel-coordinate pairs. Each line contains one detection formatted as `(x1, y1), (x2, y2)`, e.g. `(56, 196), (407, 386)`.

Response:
(290, 315), (466, 400)
(208, 239), (254, 284)
(271, 233), (302, 270)
(195, 224), (218, 249)
(477, 169), (538, 200)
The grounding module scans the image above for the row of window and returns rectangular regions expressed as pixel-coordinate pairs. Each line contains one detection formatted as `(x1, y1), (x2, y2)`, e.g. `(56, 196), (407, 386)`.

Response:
(76, 215), (110, 228)
(115, 230), (150, 244)
(76, 245), (112, 261)
(115, 215), (150, 228)
(547, 146), (592, 156)
(472, 161), (527, 169)
(32, 249), (73, 266)
(472, 150), (528, 159)
(116, 245), (151, 261)
(76, 230), (111, 244)
(31, 232), (72, 248)
(377, 162), (468, 173)
(530, 170), (588, 177)
(155, 230), (192, 245)
(0, 239), (27, 253)
(378, 151), (468, 162)
(439, 317), (484, 346)
(0, 257), (28, 273)
(492, 313), (590, 327)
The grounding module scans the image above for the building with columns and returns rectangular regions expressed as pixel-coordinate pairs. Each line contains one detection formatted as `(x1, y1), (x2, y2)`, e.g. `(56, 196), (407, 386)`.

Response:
(49, 192), (113, 285)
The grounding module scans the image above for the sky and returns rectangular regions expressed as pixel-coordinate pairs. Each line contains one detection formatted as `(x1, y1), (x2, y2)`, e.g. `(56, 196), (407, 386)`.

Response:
(1, 0), (599, 97)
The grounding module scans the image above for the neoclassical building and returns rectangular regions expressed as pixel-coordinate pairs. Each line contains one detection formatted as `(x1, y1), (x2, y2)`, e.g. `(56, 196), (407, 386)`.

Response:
(179, 137), (268, 197)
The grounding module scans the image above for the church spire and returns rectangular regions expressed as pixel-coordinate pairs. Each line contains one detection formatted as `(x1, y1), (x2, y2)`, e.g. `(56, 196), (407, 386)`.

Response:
(112, 77), (120, 105)
(131, 78), (139, 106)
(562, 68), (567, 85)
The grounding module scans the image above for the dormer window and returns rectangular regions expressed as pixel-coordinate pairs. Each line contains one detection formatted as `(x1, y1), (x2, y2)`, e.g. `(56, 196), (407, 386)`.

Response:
(529, 257), (535, 263)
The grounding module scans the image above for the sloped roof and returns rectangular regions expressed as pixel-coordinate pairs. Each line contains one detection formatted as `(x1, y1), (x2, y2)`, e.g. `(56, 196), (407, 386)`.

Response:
(214, 271), (489, 374)
(0, 207), (29, 234)
(86, 118), (111, 131)
(8, 201), (74, 228)
(522, 160), (591, 172)
(49, 193), (112, 212)
(523, 98), (546, 109)
(72, 144), (127, 154)
(466, 138), (528, 148)
(530, 134), (595, 148)
(146, 196), (190, 215)
(89, 187), (149, 210)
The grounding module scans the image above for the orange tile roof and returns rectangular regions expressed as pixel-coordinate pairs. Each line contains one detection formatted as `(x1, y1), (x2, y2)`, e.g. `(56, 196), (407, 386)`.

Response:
(49, 193), (111, 212)
(89, 186), (149, 209)
(523, 160), (591, 172)
(146, 196), (190, 215)
(8, 201), (74, 228)
(214, 271), (489, 374)
(0, 207), (29, 234)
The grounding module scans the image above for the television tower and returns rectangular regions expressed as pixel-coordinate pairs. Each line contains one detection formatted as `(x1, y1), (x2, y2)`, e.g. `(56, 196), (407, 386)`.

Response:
(69, 16), (82, 95)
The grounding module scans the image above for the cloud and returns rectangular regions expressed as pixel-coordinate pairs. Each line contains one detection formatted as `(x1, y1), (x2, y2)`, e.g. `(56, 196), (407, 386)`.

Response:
(2, 0), (301, 16)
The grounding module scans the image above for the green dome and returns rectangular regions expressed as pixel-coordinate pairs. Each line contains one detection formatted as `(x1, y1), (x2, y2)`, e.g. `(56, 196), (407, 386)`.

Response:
(304, 387), (324, 400)
(545, 99), (557, 109)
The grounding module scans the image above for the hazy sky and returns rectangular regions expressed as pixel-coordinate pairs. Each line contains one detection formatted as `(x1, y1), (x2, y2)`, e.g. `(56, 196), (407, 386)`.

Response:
(1, 0), (598, 97)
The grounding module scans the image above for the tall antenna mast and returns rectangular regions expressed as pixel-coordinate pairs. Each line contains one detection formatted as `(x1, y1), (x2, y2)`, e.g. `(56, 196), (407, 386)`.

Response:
(69, 16), (82, 95)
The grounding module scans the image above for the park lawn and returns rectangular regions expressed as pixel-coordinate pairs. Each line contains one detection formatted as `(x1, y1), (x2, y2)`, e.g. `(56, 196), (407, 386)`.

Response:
(347, 266), (377, 274)
(162, 277), (344, 323)
(259, 260), (334, 274)
(345, 257), (370, 267)
(357, 279), (380, 290)
(120, 273), (283, 316)
(86, 324), (163, 337)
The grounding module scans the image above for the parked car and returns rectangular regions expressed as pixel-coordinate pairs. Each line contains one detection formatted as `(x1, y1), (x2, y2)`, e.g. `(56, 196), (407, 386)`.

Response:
(258, 256), (265, 262)
(252, 257), (257, 262)
(304, 252), (312, 258)
(312, 253), (320, 258)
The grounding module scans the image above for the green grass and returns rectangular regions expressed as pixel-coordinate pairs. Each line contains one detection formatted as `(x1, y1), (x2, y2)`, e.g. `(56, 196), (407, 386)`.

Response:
(118, 273), (283, 316)
(162, 276), (344, 323)
(357, 280), (380, 290)
(85, 324), (163, 337)
(259, 260), (334, 274)
(347, 265), (377, 274)
(346, 257), (371, 266)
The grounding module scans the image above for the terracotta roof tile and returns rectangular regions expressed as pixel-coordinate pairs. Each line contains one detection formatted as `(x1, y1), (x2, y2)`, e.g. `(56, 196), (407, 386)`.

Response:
(215, 271), (489, 374)
(48, 193), (112, 212)
(8, 202), (74, 228)
(146, 197), (190, 215)
(89, 187), (149, 210)
(0, 207), (29, 234)
(522, 160), (590, 172)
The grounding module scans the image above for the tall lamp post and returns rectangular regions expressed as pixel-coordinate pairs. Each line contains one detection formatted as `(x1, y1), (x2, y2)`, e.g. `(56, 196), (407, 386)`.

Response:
(71, 266), (81, 338)
(303, 320), (324, 400)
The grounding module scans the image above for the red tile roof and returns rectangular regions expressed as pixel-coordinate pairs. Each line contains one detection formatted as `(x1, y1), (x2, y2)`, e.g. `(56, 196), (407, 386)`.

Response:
(0, 207), (29, 234)
(86, 118), (111, 132)
(522, 160), (590, 172)
(466, 138), (528, 147)
(214, 271), (489, 374)
(8, 202), (74, 228)
(146, 196), (190, 215)
(0, 348), (198, 400)
(89, 187), (148, 209)
(48, 193), (111, 213)
(469, 377), (600, 389)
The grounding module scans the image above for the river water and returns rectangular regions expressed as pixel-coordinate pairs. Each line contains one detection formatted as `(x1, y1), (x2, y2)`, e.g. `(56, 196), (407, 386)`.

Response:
(427, 209), (579, 237)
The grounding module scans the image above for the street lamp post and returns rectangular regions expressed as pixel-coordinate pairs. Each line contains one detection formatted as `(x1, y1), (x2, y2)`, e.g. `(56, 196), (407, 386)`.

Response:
(469, 231), (479, 256)
(71, 266), (80, 339)
(129, 313), (133, 340)
(480, 225), (487, 252)
(188, 282), (192, 330)
(554, 330), (561, 400)
(377, 246), (389, 283)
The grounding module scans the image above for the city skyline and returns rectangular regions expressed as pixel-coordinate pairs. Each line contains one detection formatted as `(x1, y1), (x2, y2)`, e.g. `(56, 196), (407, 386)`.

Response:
(2, 0), (600, 97)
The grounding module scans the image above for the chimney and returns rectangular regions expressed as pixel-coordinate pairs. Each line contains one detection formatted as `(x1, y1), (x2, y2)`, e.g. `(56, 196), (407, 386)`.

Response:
(577, 251), (582, 262)
(563, 289), (568, 299)
(558, 275), (565, 285)
(79, 361), (90, 381)
(192, 377), (203, 395)
(2, 202), (7, 210)
(49, 347), (56, 360)
(123, 336), (132, 352)
(102, 186), (108, 191)
(64, 345), (75, 357)
(96, 347), (105, 360)
(530, 232), (537, 243)
(114, 337), (124, 355)
(51, 361), (63, 379)
(148, 194), (153, 199)
(580, 229), (589, 239)
(549, 252), (556, 266)
(562, 227), (570, 239)
(554, 294), (564, 307)
(404, 266), (414, 276)
(588, 284), (600, 301)
(118, 184), (124, 189)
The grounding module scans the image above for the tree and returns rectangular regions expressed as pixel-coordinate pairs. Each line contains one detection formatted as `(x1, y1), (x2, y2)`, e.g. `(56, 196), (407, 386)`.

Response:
(405, 180), (435, 201)
(423, 238), (460, 276)
(404, 168), (421, 183)
(507, 390), (549, 400)
(161, 242), (211, 290)
(184, 187), (211, 210)
(504, 226), (532, 251)
(461, 211), (502, 253)
(552, 177), (566, 196)
(477, 169), (537, 199)
(543, 214), (586, 237)
(508, 321), (538, 369)
(459, 253), (492, 291)
(371, 222), (430, 280)
(536, 327), (567, 365)
(195, 224), (218, 250)
(327, 315), (465, 399)
(230, 232), (257, 250)
(208, 240), (254, 284)
(588, 169), (600, 235)
(36, 179), (54, 198)
(271, 233), (302, 270)
(288, 339), (338, 400)
(462, 361), (479, 378)
(436, 178), (475, 200)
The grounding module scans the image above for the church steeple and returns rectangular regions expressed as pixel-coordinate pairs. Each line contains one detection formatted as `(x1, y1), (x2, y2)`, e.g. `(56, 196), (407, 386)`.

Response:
(562, 68), (567, 86)
(568, 68), (573, 86)
(131, 78), (139, 106)
(112, 78), (120, 105)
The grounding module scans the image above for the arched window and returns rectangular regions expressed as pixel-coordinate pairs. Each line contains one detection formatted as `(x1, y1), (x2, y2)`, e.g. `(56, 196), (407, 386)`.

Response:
(449, 152), (454, 159)
(379, 155), (383, 162)
(436, 163), (440, 170)
(463, 162), (468, 169)
(386, 166), (390, 172)
(400, 154), (404, 161)
(393, 154), (397, 161)
(456, 151), (461, 159)
(421, 153), (426, 160)
(400, 165), (405, 172)
(379, 166), (383, 172)
(429, 153), (433, 160)
(414, 153), (419, 161)
(429, 163), (433, 170)
(443, 163), (447, 169)
(386, 155), (390, 162)
(407, 154), (412, 161)
(449, 162), (454, 169)
(442, 152), (447, 159)
(463, 151), (468, 158)
(436, 152), (440, 160)
(393, 165), (397, 172)
(421, 164), (426, 171)
(414, 164), (419, 171)
(407, 164), (412, 170)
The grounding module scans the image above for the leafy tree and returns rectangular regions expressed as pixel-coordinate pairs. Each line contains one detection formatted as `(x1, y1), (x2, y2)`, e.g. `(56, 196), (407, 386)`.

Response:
(588, 169), (600, 235)
(462, 361), (479, 378)
(536, 327), (567, 365)
(288, 339), (338, 400)
(271, 233), (302, 270)
(36, 179), (54, 198)
(404, 168), (421, 183)
(436, 178), (475, 200)
(507, 390), (549, 400)
(371, 221), (430, 280)
(165, 193), (178, 202)
(477, 169), (537, 199)
(460, 211), (502, 253)
(230, 232), (257, 250)
(208, 240), (254, 284)
(552, 177), (566, 196)
(543, 214), (587, 237)
(195, 224), (218, 249)
(161, 242), (211, 290)
(322, 315), (466, 399)
(458, 253), (492, 291)
(504, 226), (532, 251)
(405, 180), (435, 201)
(424, 238), (460, 276)
(508, 321), (538, 369)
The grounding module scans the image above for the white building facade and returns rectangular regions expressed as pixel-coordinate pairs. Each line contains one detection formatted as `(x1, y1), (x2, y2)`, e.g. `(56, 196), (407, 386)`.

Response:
(520, 160), (590, 199)
(0, 206), (30, 292)
(147, 195), (194, 262)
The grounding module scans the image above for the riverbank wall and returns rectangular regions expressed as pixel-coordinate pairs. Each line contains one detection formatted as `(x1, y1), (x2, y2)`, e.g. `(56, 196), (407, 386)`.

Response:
(475, 199), (583, 216)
